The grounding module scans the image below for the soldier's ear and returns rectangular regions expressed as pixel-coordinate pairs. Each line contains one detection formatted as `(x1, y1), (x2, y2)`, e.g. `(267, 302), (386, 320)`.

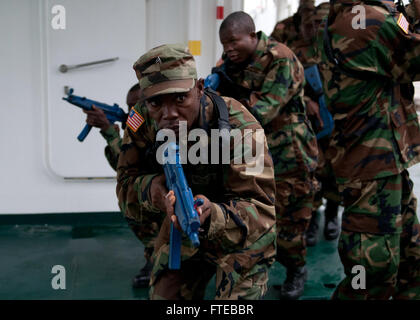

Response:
(196, 78), (204, 96)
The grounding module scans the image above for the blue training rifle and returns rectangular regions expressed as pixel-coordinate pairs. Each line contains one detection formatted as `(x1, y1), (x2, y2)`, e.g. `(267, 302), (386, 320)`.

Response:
(304, 65), (334, 140)
(163, 142), (203, 270)
(206, 64), (334, 140)
(62, 88), (128, 142)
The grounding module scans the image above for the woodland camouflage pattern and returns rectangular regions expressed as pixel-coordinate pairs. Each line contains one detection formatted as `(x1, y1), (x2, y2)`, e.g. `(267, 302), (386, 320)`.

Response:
(271, 15), (299, 48)
(291, 1), (330, 67)
(116, 91), (277, 298)
(271, 1), (330, 125)
(270, 0), (331, 140)
(270, 0), (315, 47)
(216, 31), (319, 268)
(316, 0), (420, 299)
(336, 170), (420, 299)
(272, 1), (340, 207)
(216, 31), (318, 181)
(316, 0), (420, 185)
(270, 1), (331, 132)
(100, 124), (122, 171)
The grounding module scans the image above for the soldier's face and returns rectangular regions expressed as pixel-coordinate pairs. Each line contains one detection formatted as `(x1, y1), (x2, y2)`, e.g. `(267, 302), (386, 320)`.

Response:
(301, 18), (316, 42)
(126, 89), (141, 108)
(220, 27), (257, 64)
(145, 79), (204, 135)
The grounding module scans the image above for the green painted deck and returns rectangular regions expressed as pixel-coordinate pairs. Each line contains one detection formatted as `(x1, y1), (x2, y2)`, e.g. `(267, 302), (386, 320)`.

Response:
(0, 212), (344, 300)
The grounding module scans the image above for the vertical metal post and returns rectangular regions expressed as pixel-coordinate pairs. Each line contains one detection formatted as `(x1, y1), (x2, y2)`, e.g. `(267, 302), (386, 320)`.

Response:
(214, 0), (225, 63)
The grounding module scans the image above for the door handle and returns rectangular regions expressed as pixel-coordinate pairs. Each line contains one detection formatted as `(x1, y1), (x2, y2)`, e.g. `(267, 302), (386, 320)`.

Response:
(59, 57), (119, 73)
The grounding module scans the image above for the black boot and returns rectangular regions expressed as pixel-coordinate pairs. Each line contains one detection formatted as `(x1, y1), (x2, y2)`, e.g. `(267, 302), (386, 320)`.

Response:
(132, 259), (153, 288)
(306, 211), (319, 247)
(279, 266), (307, 300)
(324, 201), (340, 241)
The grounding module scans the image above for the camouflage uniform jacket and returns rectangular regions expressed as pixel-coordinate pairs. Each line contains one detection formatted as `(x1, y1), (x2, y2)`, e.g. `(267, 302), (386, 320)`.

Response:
(271, 2), (331, 140)
(216, 31), (318, 181)
(284, 2), (330, 128)
(271, 15), (300, 47)
(270, 0), (316, 48)
(291, 2), (330, 67)
(316, 0), (420, 184)
(116, 93), (277, 278)
(100, 124), (122, 171)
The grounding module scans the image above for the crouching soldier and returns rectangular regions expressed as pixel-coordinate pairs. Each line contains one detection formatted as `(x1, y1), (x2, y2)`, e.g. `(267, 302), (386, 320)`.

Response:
(116, 44), (277, 299)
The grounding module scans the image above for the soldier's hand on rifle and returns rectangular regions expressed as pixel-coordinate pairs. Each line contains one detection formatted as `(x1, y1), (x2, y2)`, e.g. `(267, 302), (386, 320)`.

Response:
(193, 194), (212, 225)
(150, 174), (168, 213)
(83, 105), (111, 131)
(164, 191), (211, 231)
(164, 190), (182, 231)
(306, 98), (324, 129)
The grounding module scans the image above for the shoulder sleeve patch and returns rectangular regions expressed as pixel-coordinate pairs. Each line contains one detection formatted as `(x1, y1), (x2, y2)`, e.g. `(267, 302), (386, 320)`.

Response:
(126, 107), (145, 132)
(397, 13), (409, 34)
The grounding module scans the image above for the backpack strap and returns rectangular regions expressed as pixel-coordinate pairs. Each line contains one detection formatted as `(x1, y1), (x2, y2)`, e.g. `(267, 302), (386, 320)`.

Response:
(204, 88), (231, 131)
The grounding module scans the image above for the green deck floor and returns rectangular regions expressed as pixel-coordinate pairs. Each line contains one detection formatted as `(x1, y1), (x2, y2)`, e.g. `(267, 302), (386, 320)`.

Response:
(0, 212), (344, 300)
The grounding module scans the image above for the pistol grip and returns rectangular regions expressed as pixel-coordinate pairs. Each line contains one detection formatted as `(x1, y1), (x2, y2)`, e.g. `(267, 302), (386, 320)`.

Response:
(77, 124), (92, 142)
(168, 223), (182, 270)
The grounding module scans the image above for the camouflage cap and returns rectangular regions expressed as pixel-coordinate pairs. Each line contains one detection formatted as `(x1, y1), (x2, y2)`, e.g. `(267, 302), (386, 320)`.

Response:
(133, 44), (197, 101)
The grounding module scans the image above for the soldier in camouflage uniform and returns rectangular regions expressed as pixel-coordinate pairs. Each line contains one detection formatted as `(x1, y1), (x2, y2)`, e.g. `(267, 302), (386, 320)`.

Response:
(116, 44), (277, 300)
(213, 11), (319, 299)
(271, 1), (341, 247)
(316, 0), (420, 299)
(271, 13), (299, 49)
(294, 1), (342, 246)
(83, 84), (160, 288)
(270, 0), (319, 48)
(84, 84), (139, 171)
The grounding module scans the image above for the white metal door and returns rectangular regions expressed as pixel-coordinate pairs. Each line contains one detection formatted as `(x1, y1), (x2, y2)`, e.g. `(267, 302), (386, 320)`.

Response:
(43, 0), (146, 178)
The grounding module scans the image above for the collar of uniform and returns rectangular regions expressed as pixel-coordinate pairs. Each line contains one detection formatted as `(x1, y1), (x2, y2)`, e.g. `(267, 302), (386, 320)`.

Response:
(252, 31), (269, 62)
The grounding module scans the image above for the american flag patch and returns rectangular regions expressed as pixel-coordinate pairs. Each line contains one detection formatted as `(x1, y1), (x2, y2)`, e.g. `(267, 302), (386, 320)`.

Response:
(126, 108), (144, 132)
(397, 13), (409, 34)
